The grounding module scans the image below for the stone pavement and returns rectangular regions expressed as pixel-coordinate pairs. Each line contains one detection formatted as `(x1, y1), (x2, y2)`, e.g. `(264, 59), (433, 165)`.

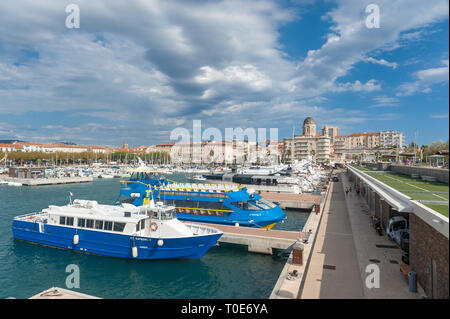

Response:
(300, 169), (426, 299)
(340, 171), (426, 299)
(300, 176), (364, 298)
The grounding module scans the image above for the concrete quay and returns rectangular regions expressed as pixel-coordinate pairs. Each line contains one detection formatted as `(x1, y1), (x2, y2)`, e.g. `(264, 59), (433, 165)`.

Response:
(261, 192), (321, 210)
(1, 176), (93, 186)
(190, 222), (304, 254)
(270, 181), (330, 299)
(297, 170), (425, 299)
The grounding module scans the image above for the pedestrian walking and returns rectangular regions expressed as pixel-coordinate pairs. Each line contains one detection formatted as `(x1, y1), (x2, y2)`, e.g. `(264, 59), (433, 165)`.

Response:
(345, 187), (349, 195)
(357, 186), (360, 195)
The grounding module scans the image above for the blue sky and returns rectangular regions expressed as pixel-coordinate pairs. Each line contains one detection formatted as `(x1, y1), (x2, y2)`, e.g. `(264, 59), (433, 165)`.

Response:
(0, 0), (448, 147)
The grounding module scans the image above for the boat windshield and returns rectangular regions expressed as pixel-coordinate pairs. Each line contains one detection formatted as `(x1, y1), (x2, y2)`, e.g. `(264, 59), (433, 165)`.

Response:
(161, 209), (174, 220)
(232, 199), (275, 211)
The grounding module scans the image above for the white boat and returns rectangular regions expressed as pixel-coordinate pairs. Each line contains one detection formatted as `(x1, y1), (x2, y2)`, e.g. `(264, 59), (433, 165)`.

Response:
(8, 181), (22, 187)
(0, 179), (8, 185)
(12, 200), (223, 260)
(99, 174), (114, 179)
(191, 174), (207, 181)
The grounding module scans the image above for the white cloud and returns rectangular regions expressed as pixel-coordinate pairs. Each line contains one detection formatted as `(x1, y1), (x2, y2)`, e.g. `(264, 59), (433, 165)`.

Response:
(369, 96), (400, 108)
(365, 57), (398, 69)
(397, 59), (449, 96)
(0, 0), (448, 144)
(429, 113), (449, 119)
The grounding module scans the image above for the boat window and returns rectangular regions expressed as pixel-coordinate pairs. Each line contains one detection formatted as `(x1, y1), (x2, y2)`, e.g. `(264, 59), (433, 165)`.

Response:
(231, 202), (247, 210)
(104, 221), (113, 231)
(140, 219), (145, 230)
(78, 218), (86, 227)
(59, 216), (66, 225)
(113, 222), (126, 232)
(258, 198), (277, 208)
(161, 210), (174, 220)
(136, 222), (140, 232)
(85, 219), (94, 229)
(95, 220), (103, 230)
(66, 217), (74, 226)
(150, 210), (159, 219)
(247, 201), (264, 211)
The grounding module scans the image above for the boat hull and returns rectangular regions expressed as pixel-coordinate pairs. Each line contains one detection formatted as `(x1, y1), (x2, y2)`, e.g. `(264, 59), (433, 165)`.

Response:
(12, 220), (221, 260)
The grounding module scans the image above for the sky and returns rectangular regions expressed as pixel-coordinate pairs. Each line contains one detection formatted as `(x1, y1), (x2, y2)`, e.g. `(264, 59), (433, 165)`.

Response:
(0, 0), (448, 147)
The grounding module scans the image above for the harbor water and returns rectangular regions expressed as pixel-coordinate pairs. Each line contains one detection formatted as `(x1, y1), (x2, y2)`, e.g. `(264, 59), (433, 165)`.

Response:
(0, 174), (310, 299)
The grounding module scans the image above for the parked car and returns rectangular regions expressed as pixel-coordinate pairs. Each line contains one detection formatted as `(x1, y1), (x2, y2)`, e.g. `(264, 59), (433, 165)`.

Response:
(387, 216), (409, 250)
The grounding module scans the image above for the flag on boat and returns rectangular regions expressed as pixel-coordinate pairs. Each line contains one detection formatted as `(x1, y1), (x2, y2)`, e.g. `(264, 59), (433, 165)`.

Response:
(69, 192), (74, 196)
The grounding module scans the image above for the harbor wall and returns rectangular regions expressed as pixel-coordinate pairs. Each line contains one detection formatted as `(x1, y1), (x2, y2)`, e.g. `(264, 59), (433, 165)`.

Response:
(347, 166), (449, 299)
(389, 165), (449, 184)
(409, 201), (449, 299)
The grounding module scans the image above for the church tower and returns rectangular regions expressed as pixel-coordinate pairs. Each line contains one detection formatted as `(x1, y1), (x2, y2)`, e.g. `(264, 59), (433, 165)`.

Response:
(302, 117), (316, 136)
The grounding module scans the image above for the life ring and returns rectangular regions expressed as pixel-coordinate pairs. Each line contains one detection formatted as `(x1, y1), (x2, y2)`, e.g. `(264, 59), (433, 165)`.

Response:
(150, 222), (158, 232)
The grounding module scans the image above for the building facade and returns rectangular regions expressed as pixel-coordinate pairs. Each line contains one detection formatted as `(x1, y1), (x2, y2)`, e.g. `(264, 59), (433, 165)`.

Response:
(283, 117), (331, 164)
(380, 131), (405, 148)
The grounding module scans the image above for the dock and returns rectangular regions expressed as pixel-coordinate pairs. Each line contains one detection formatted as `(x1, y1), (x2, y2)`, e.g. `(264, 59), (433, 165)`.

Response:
(270, 169), (427, 299)
(1, 176), (93, 186)
(260, 192), (321, 210)
(191, 222), (304, 254)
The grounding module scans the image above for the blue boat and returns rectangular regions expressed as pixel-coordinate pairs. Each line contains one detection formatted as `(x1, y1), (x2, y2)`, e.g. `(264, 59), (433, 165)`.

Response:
(12, 199), (223, 260)
(115, 170), (287, 229)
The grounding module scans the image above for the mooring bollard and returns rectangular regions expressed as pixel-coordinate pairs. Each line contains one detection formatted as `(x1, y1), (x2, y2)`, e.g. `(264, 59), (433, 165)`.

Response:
(292, 242), (304, 266)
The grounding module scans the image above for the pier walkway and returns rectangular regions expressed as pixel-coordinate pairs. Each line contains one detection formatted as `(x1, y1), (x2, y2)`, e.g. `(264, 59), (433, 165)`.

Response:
(190, 222), (303, 254)
(300, 170), (425, 299)
(300, 174), (364, 299)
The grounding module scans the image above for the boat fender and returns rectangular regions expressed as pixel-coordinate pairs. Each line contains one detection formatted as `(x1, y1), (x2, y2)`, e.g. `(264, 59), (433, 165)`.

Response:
(157, 239), (164, 247)
(73, 234), (79, 245)
(150, 222), (158, 232)
(132, 246), (138, 258)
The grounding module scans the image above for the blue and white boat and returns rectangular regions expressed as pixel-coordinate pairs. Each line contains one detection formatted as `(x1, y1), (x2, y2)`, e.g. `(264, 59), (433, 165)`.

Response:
(115, 170), (287, 229)
(12, 199), (223, 260)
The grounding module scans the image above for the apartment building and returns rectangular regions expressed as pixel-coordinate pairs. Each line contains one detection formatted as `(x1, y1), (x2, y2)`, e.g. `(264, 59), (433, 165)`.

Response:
(380, 130), (405, 148)
(283, 117), (332, 164)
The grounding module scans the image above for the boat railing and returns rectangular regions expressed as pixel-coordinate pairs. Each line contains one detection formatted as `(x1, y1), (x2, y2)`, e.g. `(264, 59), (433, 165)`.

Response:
(184, 223), (222, 235)
(14, 211), (47, 221)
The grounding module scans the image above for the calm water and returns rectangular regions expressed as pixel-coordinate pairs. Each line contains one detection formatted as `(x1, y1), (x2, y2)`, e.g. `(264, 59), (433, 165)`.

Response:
(0, 174), (310, 299)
